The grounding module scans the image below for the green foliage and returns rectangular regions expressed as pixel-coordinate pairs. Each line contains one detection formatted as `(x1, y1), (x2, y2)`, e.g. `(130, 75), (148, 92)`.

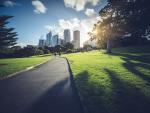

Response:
(92, 0), (150, 51)
(12, 46), (45, 57)
(83, 44), (92, 51)
(64, 42), (74, 51)
(0, 16), (18, 50)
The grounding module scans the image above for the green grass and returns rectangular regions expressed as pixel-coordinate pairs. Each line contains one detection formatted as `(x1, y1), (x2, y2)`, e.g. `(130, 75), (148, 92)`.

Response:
(64, 46), (150, 113)
(0, 54), (52, 77)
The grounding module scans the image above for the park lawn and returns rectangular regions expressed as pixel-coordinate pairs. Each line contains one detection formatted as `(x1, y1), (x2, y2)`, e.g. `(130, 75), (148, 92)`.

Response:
(64, 46), (150, 113)
(0, 54), (52, 78)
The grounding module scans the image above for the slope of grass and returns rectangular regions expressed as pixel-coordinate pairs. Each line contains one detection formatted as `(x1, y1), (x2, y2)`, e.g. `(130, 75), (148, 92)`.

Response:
(64, 46), (150, 113)
(112, 44), (150, 53)
(0, 54), (52, 77)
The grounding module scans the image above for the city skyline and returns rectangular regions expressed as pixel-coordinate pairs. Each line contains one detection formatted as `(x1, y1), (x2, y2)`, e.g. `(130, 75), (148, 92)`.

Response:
(0, 0), (107, 46)
(39, 29), (81, 49)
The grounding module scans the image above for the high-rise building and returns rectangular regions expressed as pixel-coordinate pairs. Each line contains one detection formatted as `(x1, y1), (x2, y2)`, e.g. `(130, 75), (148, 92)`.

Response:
(57, 37), (62, 45)
(46, 31), (52, 46)
(60, 38), (65, 45)
(52, 34), (59, 47)
(73, 30), (80, 49)
(38, 39), (46, 47)
(64, 29), (71, 43)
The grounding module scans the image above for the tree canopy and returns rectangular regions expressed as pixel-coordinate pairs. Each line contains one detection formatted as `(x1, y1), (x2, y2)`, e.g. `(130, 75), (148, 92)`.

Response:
(90, 0), (150, 53)
(0, 16), (18, 50)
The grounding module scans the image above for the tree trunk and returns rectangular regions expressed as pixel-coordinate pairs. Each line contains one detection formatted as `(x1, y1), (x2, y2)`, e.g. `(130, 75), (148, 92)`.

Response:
(107, 39), (112, 53)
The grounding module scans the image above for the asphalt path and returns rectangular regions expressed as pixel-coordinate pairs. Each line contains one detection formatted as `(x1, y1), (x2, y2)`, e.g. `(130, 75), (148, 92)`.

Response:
(0, 57), (84, 113)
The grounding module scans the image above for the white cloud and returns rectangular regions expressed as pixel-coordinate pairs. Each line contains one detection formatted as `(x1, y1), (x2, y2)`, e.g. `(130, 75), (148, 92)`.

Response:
(32, 0), (47, 14)
(3, 0), (20, 7)
(85, 8), (97, 17)
(45, 25), (53, 31)
(58, 18), (81, 30)
(89, 0), (100, 6)
(16, 42), (27, 47)
(64, 0), (100, 11)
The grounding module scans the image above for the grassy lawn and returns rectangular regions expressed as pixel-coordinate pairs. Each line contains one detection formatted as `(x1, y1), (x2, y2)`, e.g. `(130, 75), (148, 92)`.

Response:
(64, 45), (150, 113)
(0, 54), (52, 78)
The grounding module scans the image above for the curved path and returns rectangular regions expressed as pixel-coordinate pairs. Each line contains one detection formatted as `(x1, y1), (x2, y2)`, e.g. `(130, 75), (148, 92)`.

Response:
(0, 58), (84, 113)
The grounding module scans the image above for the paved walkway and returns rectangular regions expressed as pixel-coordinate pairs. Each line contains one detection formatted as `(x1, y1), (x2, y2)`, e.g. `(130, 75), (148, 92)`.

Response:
(0, 58), (84, 113)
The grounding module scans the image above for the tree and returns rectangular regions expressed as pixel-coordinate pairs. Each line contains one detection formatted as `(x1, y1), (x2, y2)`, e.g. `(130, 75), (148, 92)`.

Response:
(111, 0), (150, 45)
(90, 2), (125, 53)
(65, 42), (74, 50)
(90, 0), (150, 53)
(0, 16), (18, 52)
(55, 45), (61, 53)
(63, 42), (74, 52)
(83, 44), (92, 51)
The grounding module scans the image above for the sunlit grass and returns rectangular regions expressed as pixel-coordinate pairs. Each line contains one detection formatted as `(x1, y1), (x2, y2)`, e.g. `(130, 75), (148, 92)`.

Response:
(64, 48), (150, 113)
(0, 54), (52, 77)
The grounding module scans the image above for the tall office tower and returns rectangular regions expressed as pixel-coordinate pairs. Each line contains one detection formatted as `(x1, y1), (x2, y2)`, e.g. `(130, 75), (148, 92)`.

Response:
(46, 31), (52, 46)
(38, 39), (46, 47)
(60, 38), (65, 45)
(73, 30), (80, 49)
(52, 34), (59, 47)
(57, 37), (61, 45)
(64, 29), (71, 43)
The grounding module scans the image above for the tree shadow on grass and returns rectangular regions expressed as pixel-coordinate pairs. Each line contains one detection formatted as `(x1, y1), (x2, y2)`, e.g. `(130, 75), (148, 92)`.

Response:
(76, 71), (114, 113)
(75, 69), (150, 113)
(111, 52), (150, 64)
(122, 57), (150, 83)
(0, 63), (8, 67)
(110, 52), (150, 83)
(104, 68), (150, 113)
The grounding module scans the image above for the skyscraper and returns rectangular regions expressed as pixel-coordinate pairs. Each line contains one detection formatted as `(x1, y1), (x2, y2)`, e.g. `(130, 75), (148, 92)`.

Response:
(52, 34), (59, 47)
(73, 30), (80, 49)
(38, 39), (46, 47)
(46, 31), (52, 46)
(64, 29), (71, 43)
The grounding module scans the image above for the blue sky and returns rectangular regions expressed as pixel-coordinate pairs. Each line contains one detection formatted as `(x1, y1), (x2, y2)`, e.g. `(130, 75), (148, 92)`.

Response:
(0, 0), (107, 46)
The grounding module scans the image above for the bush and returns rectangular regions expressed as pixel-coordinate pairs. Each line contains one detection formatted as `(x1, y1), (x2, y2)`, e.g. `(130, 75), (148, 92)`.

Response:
(65, 49), (73, 53)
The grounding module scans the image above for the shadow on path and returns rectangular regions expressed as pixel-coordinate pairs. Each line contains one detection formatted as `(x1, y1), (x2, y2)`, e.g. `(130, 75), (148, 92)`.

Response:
(0, 58), (84, 113)
(26, 77), (83, 113)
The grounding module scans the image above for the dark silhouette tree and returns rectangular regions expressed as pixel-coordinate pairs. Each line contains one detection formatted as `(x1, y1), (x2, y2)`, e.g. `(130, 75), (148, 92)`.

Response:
(83, 44), (92, 51)
(90, 1), (125, 53)
(0, 16), (18, 52)
(91, 0), (150, 53)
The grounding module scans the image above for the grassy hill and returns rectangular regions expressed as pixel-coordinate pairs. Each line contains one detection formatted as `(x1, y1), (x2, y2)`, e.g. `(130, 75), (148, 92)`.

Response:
(64, 45), (150, 113)
(112, 44), (150, 53)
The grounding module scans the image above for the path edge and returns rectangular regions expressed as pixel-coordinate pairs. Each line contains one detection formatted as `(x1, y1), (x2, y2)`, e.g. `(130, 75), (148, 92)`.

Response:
(0, 58), (52, 80)
(65, 57), (89, 113)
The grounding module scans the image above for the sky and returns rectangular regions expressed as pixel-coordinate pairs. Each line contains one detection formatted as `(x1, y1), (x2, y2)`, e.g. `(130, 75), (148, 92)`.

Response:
(0, 0), (107, 46)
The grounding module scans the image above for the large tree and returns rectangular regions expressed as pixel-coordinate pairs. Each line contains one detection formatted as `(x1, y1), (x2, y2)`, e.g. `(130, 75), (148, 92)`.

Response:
(0, 16), (18, 52)
(91, 0), (150, 53)
(90, 1), (125, 53)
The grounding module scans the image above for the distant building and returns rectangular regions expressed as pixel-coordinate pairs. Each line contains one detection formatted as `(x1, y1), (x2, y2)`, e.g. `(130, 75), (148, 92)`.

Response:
(38, 31), (65, 47)
(38, 39), (46, 47)
(52, 34), (59, 47)
(57, 37), (63, 45)
(64, 29), (71, 43)
(60, 38), (65, 45)
(73, 30), (80, 49)
(46, 31), (52, 46)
